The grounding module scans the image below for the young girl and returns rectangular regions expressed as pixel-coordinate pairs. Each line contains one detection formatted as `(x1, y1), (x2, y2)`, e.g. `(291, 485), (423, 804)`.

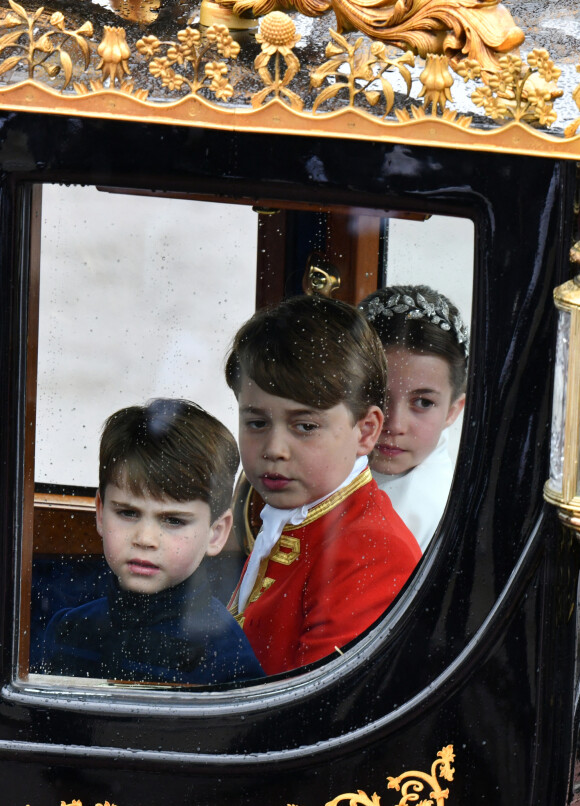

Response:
(359, 285), (469, 553)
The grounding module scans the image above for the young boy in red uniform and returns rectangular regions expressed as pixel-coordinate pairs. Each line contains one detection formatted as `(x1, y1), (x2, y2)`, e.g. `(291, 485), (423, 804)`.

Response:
(226, 296), (422, 675)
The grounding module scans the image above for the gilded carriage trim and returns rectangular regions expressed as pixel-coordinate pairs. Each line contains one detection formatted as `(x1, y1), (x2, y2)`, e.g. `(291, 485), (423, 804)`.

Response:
(0, 3), (579, 157)
(385, 744), (455, 806)
(134, 24), (239, 100)
(216, 0), (524, 71)
(1, 82), (580, 159)
(28, 748), (454, 806)
(289, 745), (455, 806)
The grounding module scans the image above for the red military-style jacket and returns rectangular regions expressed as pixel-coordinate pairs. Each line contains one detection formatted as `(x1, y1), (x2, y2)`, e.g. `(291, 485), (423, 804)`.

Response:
(229, 468), (422, 675)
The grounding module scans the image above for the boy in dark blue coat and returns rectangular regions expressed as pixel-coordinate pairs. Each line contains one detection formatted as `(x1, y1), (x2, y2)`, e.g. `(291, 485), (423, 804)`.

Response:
(42, 399), (263, 685)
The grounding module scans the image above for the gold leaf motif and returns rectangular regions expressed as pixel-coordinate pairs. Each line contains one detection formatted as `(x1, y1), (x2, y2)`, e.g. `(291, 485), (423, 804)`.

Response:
(311, 31), (414, 117)
(0, 4), (94, 85)
(97, 26), (130, 86)
(215, 0), (523, 72)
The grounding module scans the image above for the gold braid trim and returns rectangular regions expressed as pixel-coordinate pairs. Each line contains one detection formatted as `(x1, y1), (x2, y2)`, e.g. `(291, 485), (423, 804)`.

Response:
(283, 467), (372, 530)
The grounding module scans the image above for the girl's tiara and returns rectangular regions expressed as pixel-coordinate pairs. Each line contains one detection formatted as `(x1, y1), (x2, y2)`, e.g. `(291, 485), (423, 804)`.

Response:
(361, 291), (469, 358)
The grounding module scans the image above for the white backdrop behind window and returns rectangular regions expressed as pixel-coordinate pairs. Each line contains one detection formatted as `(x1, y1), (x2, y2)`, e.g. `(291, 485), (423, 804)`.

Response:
(36, 185), (257, 487)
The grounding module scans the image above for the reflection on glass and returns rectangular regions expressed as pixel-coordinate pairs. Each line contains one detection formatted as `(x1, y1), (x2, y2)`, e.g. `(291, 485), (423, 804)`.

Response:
(40, 399), (264, 684)
(24, 190), (473, 687)
(225, 295), (422, 675)
(550, 309), (570, 493)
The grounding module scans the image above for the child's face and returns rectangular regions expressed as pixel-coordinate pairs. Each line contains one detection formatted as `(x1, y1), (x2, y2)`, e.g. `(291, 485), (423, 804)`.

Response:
(238, 374), (382, 509)
(96, 484), (232, 594)
(371, 346), (465, 476)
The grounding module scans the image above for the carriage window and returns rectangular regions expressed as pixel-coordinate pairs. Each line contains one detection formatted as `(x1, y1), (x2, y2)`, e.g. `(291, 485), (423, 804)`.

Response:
(19, 184), (473, 689)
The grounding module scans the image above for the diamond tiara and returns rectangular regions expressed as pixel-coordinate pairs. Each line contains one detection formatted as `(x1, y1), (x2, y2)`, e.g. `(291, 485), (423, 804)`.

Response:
(361, 291), (469, 358)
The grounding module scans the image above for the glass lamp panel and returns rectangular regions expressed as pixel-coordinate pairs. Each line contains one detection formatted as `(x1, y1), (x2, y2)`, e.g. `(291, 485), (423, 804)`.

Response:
(550, 309), (570, 493)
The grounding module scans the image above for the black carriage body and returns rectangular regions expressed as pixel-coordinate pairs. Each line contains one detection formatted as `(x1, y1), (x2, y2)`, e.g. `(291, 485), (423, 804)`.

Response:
(0, 112), (577, 806)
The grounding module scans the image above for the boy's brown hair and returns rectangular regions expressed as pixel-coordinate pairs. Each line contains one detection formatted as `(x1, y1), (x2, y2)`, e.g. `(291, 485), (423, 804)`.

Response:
(99, 399), (239, 520)
(225, 296), (387, 420)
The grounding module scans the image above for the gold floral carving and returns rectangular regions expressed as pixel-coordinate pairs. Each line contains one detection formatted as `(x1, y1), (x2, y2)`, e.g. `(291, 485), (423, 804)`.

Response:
(0, 3), (578, 158)
(73, 26), (147, 97)
(455, 49), (561, 127)
(97, 26), (130, 86)
(252, 11), (302, 110)
(0, 0), (92, 89)
(395, 54), (471, 127)
(289, 745), (455, 806)
(135, 24), (239, 100)
(310, 30), (414, 116)
(565, 64), (580, 139)
(216, 0), (523, 71)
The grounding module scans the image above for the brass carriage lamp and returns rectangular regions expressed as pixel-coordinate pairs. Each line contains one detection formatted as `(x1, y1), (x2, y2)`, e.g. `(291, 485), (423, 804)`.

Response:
(544, 274), (580, 525)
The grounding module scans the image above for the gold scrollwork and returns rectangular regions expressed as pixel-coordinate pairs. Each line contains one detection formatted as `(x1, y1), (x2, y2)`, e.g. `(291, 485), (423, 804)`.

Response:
(23, 801), (117, 806)
(135, 23), (240, 101)
(0, 0), (92, 89)
(216, 0), (523, 71)
(290, 745), (455, 806)
(386, 744), (455, 806)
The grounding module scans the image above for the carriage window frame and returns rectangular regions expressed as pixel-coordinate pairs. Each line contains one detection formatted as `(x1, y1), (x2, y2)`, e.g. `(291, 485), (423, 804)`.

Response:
(11, 178), (476, 712)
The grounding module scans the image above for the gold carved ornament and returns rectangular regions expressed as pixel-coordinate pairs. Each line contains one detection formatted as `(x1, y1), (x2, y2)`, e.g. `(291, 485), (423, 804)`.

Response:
(135, 24), (240, 101)
(23, 802), (116, 806)
(290, 745), (455, 806)
(216, 0), (524, 71)
(0, 0), (92, 88)
(453, 49), (562, 127)
(310, 31), (414, 116)
(253, 10), (302, 110)
(24, 746), (455, 806)
(565, 63), (580, 139)
(0, 3), (578, 156)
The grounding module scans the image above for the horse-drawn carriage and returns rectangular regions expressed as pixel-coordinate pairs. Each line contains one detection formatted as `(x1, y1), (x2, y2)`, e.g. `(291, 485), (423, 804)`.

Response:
(0, 0), (579, 803)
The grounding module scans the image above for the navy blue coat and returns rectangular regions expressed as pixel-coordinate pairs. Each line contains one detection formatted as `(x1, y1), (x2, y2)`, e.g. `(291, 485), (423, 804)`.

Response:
(41, 565), (263, 685)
